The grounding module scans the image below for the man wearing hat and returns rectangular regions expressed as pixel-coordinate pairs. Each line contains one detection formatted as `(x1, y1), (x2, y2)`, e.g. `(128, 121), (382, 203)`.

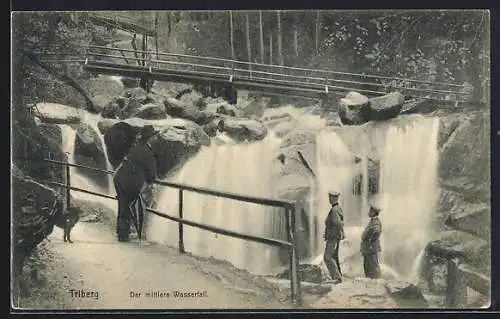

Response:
(360, 205), (382, 279)
(323, 190), (345, 283)
(113, 125), (160, 242)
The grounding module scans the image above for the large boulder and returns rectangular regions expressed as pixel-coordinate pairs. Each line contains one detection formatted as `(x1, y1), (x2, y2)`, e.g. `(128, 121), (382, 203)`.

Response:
(368, 92), (405, 121)
(385, 281), (429, 308)
(240, 98), (268, 118)
(444, 203), (490, 240)
(91, 94), (114, 114)
(151, 119), (211, 177)
(218, 117), (268, 142)
(164, 97), (213, 125)
(103, 118), (210, 178)
(104, 122), (138, 168)
(34, 103), (81, 124)
(74, 123), (108, 189)
(131, 103), (168, 120)
(424, 230), (490, 284)
(338, 92), (371, 125)
(97, 118), (120, 135)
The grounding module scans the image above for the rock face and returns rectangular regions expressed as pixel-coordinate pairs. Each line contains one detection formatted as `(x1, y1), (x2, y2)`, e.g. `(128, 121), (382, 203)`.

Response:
(218, 118), (268, 142)
(368, 92), (405, 121)
(12, 169), (64, 280)
(74, 123), (108, 189)
(338, 92), (371, 125)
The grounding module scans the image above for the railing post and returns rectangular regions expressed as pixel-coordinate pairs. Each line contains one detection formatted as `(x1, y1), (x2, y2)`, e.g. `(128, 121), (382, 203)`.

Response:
(178, 188), (185, 253)
(65, 162), (71, 209)
(290, 203), (302, 306)
(285, 207), (294, 302)
(446, 257), (466, 308)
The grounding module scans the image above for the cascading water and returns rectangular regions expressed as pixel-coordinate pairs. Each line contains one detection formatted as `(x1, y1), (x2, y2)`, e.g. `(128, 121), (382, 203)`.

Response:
(376, 115), (439, 278)
(54, 106), (116, 214)
(305, 113), (439, 281)
(148, 131), (285, 275)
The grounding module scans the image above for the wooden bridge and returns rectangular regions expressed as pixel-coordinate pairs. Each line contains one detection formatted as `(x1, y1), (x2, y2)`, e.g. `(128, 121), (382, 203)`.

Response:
(35, 44), (472, 104)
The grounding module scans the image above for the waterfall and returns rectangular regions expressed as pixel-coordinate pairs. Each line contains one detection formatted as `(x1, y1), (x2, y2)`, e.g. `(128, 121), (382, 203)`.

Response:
(56, 108), (116, 214)
(376, 115), (439, 278)
(149, 132), (285, 275)
(305, 114), (439, 281)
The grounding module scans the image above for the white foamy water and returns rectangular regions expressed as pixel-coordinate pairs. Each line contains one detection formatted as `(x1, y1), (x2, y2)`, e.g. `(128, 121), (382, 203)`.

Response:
(304, 114), (439, 280)
(56, 106), (116, 215)
(148, 132), (285, 275)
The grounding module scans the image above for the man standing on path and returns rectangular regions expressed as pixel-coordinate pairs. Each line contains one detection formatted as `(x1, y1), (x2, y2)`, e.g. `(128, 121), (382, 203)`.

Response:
(323, 190), (345, 284)
(361, 206), (382, 279)
(113, 125), (159, 242)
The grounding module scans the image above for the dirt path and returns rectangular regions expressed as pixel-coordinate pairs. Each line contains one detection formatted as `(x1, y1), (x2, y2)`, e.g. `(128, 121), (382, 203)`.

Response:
(18, 221), (293, 310)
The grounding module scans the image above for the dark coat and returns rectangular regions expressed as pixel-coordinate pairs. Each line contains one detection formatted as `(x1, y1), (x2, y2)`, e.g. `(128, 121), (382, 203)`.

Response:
(113, 141), (158, 196)
(360, 216), (382, 254)
(324, 203), (345, 241)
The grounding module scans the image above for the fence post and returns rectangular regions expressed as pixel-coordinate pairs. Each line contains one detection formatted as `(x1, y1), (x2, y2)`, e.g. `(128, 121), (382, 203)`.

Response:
(446, 257), (466, 308)
(285, 207), (294, 303)
(290, 203), (302, 306)
(65, 163), (71, 209)
(178, 188), (185, 253)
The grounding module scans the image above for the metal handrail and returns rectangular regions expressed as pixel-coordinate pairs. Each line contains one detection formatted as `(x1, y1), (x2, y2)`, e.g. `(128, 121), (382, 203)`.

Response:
(15, 157), (302, 305)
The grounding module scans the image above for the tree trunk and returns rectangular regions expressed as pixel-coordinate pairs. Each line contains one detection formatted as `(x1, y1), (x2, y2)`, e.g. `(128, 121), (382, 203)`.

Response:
(229, 11), (235, 60)
(245, 13), (252, 76)
(154, 12), (159, 59)
(131, 34), (141, 66)
(24, 51), (97, 113)
(315, 11), (321, 54)
(269, 33), (273, 65)
(259, 10), (265, 64)
(294, 12), (299, 65)
(277, 10), (284, 66)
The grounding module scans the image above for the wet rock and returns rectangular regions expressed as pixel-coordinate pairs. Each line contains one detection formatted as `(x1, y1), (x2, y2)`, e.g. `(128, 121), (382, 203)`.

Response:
(276, 264), (325, 284)
(104, 118), (209, 178)
(132, 103), (167, 120)
(104, 122), (138, 168)
(425, 230), (490, 270)
(74, 123), (108, 188)
(312, 278), (398, 308)
(101, 99), (122, 119)
(121, 77), (139, 88)
(240, 98), (267, 118)
(338, 92), (371, 125)
(368, 92), (405, 121)
(91, 94), (114, 113)
(444, 203), (490, 240)
(34, 103), (81, 124)
(385, 280), (429, 308)
(164, 97), (212, 125)
(97, 118), (120, 135)
(218, 118), (268, 142)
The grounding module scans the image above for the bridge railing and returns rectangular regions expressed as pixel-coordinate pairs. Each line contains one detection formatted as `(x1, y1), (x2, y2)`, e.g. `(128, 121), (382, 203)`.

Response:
(81, 44), (472, 102)
(16, 157), (302, 306)
(445, 258), (491, 308)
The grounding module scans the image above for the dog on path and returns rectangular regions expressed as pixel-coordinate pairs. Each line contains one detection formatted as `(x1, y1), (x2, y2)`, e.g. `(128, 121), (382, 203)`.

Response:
(54, 206), (83, 243)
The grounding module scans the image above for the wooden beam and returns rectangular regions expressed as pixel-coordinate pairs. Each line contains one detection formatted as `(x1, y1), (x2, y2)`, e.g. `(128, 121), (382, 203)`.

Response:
(85, 13), (156, 37)
(458, 263), (491, 297)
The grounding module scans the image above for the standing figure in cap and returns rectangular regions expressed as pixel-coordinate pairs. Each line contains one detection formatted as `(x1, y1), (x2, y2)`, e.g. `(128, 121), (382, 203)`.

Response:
(113, 125), (160, 242)
(323, 190), (345, 283)
(360, 205), (382, 279)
